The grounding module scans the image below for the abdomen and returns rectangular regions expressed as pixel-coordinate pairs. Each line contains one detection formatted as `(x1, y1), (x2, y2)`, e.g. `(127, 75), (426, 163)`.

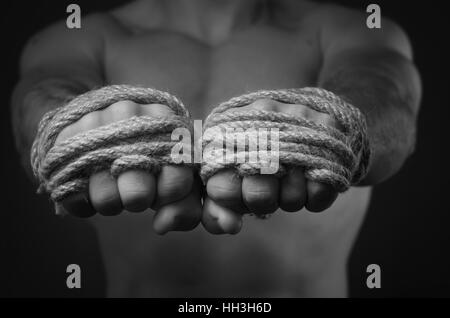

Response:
(92, 187), (371, 297)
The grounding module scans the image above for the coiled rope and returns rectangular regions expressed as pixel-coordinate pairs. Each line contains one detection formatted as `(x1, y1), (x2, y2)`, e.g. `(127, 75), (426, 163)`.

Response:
(32, 85), (370, 207)
(31, 85), (192, 203)
(201, 88), (370, 192)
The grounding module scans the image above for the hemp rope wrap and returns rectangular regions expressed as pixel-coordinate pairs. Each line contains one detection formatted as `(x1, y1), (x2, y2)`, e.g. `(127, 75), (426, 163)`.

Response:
(31, 85), (192, 205)
(32, 85), (369, 212)
(201, 88), (370, 192)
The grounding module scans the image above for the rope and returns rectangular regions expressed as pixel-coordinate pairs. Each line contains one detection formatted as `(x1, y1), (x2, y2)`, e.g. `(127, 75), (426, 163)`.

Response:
(31, 85), (193, 203)
(201, 88), (370, 192)
(31, 85), (370, 207)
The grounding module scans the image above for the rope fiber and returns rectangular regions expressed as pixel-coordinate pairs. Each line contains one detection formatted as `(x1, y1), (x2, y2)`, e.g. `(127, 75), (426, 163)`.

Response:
(31, 85), (370, 208)
(31, 85), (193, 203)
(201, 88), (370, 192)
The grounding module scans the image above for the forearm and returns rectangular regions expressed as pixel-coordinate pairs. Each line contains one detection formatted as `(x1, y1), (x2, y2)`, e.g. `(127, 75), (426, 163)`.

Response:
(11, 75), (101, 176)
(318, 48), (422, 185)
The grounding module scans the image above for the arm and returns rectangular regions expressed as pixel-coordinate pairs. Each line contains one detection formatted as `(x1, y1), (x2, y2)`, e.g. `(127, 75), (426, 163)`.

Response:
(202, 7), (423, 233)
(316, 6), (422, 185)
(11, 15), (202, 230)
(11, 15), (108, 175)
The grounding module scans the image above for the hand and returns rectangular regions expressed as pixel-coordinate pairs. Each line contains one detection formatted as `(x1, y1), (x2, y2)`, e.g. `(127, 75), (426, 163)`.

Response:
(202, 98), (340, 234)
(55, 100), (202, 234)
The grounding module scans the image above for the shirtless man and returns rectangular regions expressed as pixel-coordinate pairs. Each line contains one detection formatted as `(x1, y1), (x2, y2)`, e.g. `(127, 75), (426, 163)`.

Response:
(11, 0), (421, 297)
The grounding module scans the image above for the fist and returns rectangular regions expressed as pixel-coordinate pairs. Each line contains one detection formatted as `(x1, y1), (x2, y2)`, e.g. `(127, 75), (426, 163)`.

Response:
(55, 100), (202, 234)
(202, 99), (340, 234)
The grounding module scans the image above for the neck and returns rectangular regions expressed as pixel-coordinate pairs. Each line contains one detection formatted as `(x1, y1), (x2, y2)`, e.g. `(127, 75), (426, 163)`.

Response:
(160, 0), (267, 45)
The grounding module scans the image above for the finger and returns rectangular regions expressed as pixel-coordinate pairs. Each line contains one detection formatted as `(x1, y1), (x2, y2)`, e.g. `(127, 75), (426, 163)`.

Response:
(202, 197), (243, 235)
(279, 167), (307, 212)
(242, 175), (279, 215)
(61, 192), (96, 218)
(206, 169), (247, 213)
(154, 165), (194, 207)
(140, 103), (174, 118)
(305, 180), (338, 212)
(54, 110), (102, 145)
(152, 178), (202, 234)
(101, 100), (139, 124)
(55, 122), (80, 145)
(89, 170), (123, 216)
(117, 170), (156, 212)
(227, 98), (282, 113)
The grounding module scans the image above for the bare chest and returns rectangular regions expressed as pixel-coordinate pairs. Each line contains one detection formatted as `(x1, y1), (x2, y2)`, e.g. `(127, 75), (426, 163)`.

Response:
(104, 25), (321, 119)
(97, 22), (370, 296)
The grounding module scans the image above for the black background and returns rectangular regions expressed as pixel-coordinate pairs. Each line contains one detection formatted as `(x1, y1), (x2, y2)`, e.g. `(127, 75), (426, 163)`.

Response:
(1, 0), (448, 297)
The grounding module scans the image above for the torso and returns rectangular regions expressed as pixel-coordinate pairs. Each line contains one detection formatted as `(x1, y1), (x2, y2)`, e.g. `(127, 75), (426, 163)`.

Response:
(88, 1), (372, 297)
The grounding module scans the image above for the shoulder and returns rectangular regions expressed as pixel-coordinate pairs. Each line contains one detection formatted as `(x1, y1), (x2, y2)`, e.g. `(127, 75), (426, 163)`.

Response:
(20, 12), (123, 73)
(310, 4), (413, 58)
(108, 0), (164, 34)
(274, 1), (412, 59)
(24, 12), (121, 48)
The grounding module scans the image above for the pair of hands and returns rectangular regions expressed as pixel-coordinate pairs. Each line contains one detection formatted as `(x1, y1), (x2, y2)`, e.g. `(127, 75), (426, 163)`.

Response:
(56, 98), (340, 234)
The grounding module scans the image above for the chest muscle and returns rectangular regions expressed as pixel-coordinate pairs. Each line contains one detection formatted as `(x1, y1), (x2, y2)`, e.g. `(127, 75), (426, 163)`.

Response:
(104, 25), (321, 119)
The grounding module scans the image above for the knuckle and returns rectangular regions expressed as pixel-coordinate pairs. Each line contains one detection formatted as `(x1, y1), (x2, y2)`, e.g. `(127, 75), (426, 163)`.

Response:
(55, 125), (78, 144)
(316, 113), (338, 128)
(56, 110), (103, 144)
(79, 111), (102, 130)
(290, 104), (310, 117)
(108, 100), (138, 111)
(250, 98), (280, 112)
(298, 107), (339, 129)
(143, 103), (174, 117)
(105, 100), (139, 122)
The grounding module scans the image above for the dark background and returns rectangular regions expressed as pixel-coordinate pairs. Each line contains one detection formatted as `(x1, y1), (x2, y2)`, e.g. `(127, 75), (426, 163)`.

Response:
(1, 0), (448, 297)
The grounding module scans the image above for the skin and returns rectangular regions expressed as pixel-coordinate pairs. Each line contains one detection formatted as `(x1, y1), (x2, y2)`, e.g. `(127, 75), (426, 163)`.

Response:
(11, 0), (421, 296)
